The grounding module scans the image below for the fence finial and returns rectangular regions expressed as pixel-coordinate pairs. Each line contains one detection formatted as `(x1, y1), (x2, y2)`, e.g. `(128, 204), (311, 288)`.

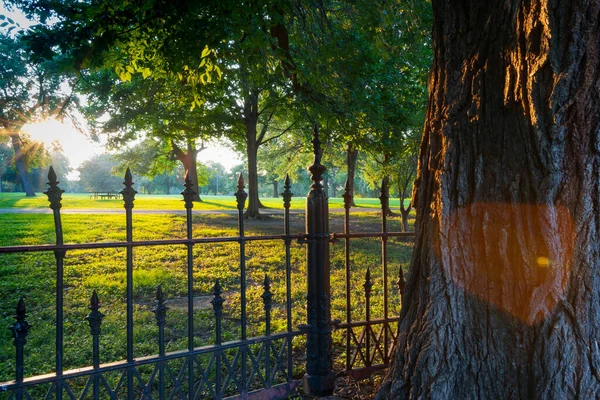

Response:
(86, 291), (104, 336)
(262, 274), (273, 312)
(121, 167), (137, 209)
(10, 298), (31, 342)
(211, 280), (224, 316)
(282, 174), (293, 209)
(235, 174), (247, 210)
(397, 268), (406, 305)
(44, 166), (65, 210)
(154, 286), (168, 327)
(308, 124), (326, 190)
(181, 171), (196, 209)
(364, 267), (373, 297)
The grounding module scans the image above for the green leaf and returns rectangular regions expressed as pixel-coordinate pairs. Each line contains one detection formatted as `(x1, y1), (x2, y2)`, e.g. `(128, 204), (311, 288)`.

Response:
(201, 46), (210, 58)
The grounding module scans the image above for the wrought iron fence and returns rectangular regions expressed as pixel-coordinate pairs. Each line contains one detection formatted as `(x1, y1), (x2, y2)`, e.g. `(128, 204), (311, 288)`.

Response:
(0, 128), (415, 399)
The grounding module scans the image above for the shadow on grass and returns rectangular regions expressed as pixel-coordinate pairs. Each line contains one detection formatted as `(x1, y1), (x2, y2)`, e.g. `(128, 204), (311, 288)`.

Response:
(195, 200), (237, 210)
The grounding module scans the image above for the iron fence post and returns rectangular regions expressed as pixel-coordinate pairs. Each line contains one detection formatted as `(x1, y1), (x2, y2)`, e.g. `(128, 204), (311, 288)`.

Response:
(10, 298), (31, 400)
(303, 125), (335, 396)
(86, 291), (103, 399)
(44, 167), (65, 400)
(181, 172), (196, 399)
(154, 286), (168, 400)
(121, 168), (137, 400)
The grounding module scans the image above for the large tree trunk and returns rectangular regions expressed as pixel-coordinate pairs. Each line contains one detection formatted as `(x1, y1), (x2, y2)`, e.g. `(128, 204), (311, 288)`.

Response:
(243, 90), (265, 219)
(399, 186), (411, 233)
(377, 1), (600, 399)
(173, 140), (202, 202)
(272, 179), (278, 198)
(346, 144), (358, 206)
(245, 131), (263, 219)
(10, 132), (36, 197)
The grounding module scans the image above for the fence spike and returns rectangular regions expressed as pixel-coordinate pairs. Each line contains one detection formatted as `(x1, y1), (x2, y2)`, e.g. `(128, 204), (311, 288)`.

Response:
(181, 171), (196, 209)
(281, 174), (293, 209)
(86, 291), (104, 336)
(342, 178), (352, 210)
(154, 286), (168, 327)
(211, 280), (225, 314)
(10, 298), (31, 342)
(235, 174), (248, 210)
(44, 166), (65, 211)
(121, 167), (137, 209)
(397, 268), (406, 305)
(308, 124), (326, 190)
(364, 267), (373, 298)
(262, 274), (273, 312)
(10, 297), (31, 391)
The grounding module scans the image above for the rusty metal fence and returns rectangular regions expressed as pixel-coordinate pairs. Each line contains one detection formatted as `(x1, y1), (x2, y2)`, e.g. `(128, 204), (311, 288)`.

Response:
(0, 128), (414, 399)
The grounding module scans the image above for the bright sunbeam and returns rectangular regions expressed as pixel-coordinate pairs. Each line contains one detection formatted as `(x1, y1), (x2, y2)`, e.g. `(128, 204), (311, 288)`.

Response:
(22, 119), (104, 179)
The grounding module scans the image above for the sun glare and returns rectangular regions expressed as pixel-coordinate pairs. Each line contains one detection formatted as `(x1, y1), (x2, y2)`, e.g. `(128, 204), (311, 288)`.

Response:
(22, 119), (105, 179)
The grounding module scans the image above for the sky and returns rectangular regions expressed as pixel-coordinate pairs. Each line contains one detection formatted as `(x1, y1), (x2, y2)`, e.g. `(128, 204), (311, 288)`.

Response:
(3, 4), (243, 180)
(23, 119), (243, 180)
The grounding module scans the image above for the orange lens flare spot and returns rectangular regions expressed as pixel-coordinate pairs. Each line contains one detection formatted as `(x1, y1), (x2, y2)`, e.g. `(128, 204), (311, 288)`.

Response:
(537, 256), (550, 267)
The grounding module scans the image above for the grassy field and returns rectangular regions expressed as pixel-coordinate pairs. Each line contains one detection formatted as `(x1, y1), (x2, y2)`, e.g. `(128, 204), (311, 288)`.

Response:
(0, 192), (405, 210)
(0, 197), (414, 394)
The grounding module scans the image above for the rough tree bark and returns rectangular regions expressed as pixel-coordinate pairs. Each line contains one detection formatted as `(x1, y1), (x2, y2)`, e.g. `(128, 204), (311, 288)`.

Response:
(377, 0), (600, 399)
(346, 144), (358, 207)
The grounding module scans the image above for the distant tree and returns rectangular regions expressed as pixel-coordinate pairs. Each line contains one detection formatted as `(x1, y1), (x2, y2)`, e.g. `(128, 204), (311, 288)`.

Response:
(203, 161), (228, 195)
(0, 26), (77, 196)
(81, 74), (231, 201)
(0, 139), (13, 192)
(44, 141), (72, 191)
(77, 154), (122, 192)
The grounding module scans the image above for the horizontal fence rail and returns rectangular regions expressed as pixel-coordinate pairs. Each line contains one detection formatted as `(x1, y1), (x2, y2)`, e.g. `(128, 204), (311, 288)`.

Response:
(0, 167), (305, 400)
(0, 128), (416, 399)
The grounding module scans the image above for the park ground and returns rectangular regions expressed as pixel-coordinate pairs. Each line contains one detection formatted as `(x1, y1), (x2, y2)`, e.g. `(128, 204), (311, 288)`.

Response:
(0, 192), (414, 399)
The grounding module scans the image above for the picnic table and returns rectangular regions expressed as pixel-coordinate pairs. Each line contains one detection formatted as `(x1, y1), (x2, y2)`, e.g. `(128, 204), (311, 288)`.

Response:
(89, 191), (121, 200)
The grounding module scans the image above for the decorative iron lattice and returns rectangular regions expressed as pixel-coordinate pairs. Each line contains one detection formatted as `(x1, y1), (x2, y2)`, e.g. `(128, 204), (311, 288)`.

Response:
(0, 126), (414, 398)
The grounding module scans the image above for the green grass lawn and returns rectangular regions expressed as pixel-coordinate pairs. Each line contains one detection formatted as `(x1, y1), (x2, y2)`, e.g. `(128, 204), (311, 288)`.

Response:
(0, 200), (414, 393)
(0, 192), (405, 210)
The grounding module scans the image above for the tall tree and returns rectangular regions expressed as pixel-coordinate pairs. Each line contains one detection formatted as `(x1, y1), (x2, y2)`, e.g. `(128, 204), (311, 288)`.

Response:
(377, 0), (600, 398)
(80, 73), (229, 201)
(0, 28), (77, 196)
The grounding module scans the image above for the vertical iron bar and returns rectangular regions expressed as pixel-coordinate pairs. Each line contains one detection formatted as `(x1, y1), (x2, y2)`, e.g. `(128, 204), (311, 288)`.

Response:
(262, 275), (273, 388)
(281, 175), (293, 383)
(44, 167), (65, 400)
(121, 168), (137, 400)
(235, 175), (248, 397)
(211, 281), (224, 400)
(303, 125), (335, 396)
(86, 291), (104, 400)
(181, 173), (196, 399)
(379, 179), (389, 363)
(342, 179), (352, 372)
(10, 298), (31, 400)
(154, 286), (168, 400)
(364, 268), (373, 367)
